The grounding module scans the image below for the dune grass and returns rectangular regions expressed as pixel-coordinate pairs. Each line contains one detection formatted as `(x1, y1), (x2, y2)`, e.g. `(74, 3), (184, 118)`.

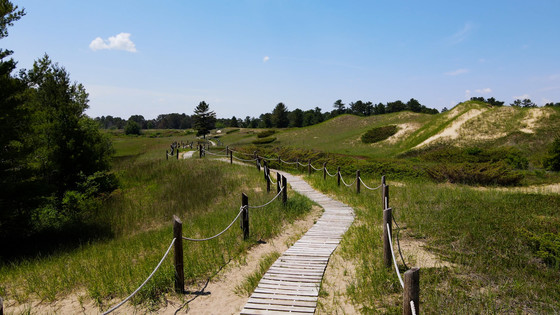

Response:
(305, 172), (560, 313)
(0, 134), (312, 312)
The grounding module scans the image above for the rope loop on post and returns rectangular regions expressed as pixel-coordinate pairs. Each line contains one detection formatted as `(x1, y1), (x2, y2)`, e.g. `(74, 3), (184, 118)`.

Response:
(359, 177), (383, 190)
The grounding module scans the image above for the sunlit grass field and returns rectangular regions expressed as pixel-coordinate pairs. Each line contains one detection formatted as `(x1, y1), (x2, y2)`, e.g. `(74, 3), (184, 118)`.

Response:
(0, 132), (312, 312)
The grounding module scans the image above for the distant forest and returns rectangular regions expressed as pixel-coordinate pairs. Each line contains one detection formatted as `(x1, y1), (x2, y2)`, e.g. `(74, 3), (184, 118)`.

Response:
(95, 98), (439, 130)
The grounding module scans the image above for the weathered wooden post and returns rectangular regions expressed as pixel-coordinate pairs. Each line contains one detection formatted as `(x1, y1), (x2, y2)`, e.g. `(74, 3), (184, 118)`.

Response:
(307, 159), (311, 175)
(277, 172), (281, 194)
(278, 155), (281, 165)
(176, 148), (179, 160)
(282, 175), (288, 204)
(256, 157), (261, 171)
(382, 175), (386, 209)
(323, 162), (327, 180)
(384, 185), (390, 210)
(242, 193), (249, 240)
(383, 208), (392, 268)
(166, 150), (169, 160)
(230, 150), (233, 164)
(266, 167), (271, 193)
(403, 268), (420, 315)
(0, 296), (3, 315)
(337, 166), (341, 187)
(199, 145), (203, 158)
(356, 170), (361, 194)
(226, 146), (229, 156)
(173, 215), (184, 293)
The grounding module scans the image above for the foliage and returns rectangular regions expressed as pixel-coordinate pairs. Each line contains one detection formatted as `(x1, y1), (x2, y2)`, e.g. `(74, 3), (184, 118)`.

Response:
(252, 136), (276, 144)
(543, 137), (560, 171)
(193, 101), (216, 138)
(272, 102), (289, 128)
(125, 120), (141, 135)
(256, 129), (276, 138)
(226, 128), (240, 134)
(522, 229), (560, 269)
(361, 125), (398, 144)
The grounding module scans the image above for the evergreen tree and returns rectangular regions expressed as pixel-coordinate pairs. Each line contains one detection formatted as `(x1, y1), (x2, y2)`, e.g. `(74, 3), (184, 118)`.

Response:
(272, 102), (289, 128)
(193, 101), (216, 138)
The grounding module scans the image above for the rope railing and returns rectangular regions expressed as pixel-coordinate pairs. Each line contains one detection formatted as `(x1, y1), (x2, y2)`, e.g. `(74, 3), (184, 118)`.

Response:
(359, 177), (382, 190)
(340, 174), (357, 187)
(232, 155), (258, 162)
(387, 222), (404, 288)
(310, 164), (323, 171)
(204, 149), (228, 157)
(102, 238), (177, 315)
(248, 186), (284, 209)
(325, 168), (338, 177)
(279, 158), (298, 165)
(182, 208), (244, 242)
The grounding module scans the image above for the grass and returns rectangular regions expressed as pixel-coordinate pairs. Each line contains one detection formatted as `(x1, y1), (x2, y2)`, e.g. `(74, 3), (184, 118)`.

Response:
(0, 134), (312, 312)
(304, 172), (560, 313)
(235, 251), (281, 296)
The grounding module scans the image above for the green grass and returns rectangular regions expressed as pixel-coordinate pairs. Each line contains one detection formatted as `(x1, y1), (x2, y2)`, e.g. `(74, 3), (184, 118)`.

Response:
(305, 172), (560, 313)
(0, 135), (312, 312)
(235, 251), (281, 296)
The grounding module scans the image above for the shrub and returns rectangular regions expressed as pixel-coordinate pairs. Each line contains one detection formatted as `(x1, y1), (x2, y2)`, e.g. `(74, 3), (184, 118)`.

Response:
(226, 128), (240, 134)
(361, 125), (398, 144)
(543, 137), (560, 171)
(257, 130), (276, 138)
(522, 229), (560, 269)
(252, 137), (276, 144)
(124, 120), (141, 135)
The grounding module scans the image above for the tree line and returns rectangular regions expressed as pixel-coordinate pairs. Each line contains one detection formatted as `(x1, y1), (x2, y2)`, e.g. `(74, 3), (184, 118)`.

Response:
(1, 1), (115, 251)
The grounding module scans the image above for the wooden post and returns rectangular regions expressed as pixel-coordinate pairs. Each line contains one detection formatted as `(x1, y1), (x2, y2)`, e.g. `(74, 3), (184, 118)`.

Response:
(277, 172), (281, 194)
(278, 156), (281, 165)
(176, 148), (179, 160)
(173, 215), (184, 293)
(307, 159), (311, 175)
(266, 167), (271, 193)
(226, 146), (229, 156)
(382, 175), (386, 209)
(230, 150), (233, 164)
(282, 175), (287, 204)
(296, 158), (299, 171)
(166, 150), (169, 160)
(403, 268), (420, 315)
(263, 162), (268, 181)
(242, 193), (249, 240)
(0, 296), (3, 315)
(383, 208), (392, 268)
(323, 162), (327, 180)
(356, 170), (361, 194)
(256, 158), (261, 171)
(337, 166), (341, 187)
(199, 145), (203, 158)
(384, 185), (390, 210)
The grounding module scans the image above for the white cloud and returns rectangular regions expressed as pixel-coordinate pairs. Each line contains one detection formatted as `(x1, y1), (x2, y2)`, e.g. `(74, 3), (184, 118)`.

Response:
(89, 32), (137, 52)
(513, 94), (530, 100)
(448, 22), (474, 44)
(475, 88), (492, 94)
(465, 89), (471, 98)
(445, 68), (469, 76)
(263, 56), (270, 63)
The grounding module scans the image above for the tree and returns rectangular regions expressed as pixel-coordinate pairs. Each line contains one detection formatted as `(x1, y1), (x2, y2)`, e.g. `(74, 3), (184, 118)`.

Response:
(522, 98), (537, 108)
(289, 108), (304, 127)
(125, 120), (141, 135)
(406, 98), (422, 112)
(230, 115), (239, 127)
(193, 101), (216, 138)
(544, 137), (560, 171)
(128, 115), (146, 129)
(333, 99), (345, 115)
(272, 102), (289, 128)
(510, 99), (522, 107)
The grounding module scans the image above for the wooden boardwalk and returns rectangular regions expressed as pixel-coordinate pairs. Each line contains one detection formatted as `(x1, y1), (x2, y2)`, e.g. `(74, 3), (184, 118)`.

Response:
(241, 171), (354, 314)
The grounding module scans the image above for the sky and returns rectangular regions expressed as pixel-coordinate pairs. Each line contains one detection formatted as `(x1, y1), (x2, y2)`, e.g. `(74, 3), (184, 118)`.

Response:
(3, 0), (560, 119)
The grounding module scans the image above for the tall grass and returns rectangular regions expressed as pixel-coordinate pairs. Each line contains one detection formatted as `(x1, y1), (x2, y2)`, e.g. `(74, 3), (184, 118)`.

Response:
(0, 135), (312, 311)
(306, 172), (560, 313)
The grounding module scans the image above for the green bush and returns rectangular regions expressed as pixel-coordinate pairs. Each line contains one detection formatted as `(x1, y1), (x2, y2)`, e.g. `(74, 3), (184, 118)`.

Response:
(226, 128), (240, 134)
(257, 130), (276, 138)
(361, 125), (398, 144)
(252, 137), (276, 144)
(425, 161), (523, 186)
(543, 137), (560, 171)
(522, 229), (560, 269)
(124, 120), (141, 135)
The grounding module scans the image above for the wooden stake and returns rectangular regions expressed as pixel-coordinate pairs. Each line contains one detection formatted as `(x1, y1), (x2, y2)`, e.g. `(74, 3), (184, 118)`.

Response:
(356, 170), (361, 194)
(307, 159), (311, 175)
(166, 150), (168, 160)
(337, 166), (341, 187)
(323, 162), (327, 180)
(277, 172), (281, 195)
(173, 215), (184, 293)
(282, 175), (287, 204)
(176, 148), (179, 160)
(266, 167), (271, 193)
(242, 193), (249, 240)
(383, 208), (392, 268)
(230, 150), (233, 164)
(403, 268), (420, 315)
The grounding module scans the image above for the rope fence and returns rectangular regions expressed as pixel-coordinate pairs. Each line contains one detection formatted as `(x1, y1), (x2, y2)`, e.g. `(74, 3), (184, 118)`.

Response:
(182, 208), (244, 242)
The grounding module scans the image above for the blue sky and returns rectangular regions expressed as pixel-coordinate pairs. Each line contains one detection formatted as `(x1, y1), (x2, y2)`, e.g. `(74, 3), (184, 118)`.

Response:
(4, 0), (560, 119)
